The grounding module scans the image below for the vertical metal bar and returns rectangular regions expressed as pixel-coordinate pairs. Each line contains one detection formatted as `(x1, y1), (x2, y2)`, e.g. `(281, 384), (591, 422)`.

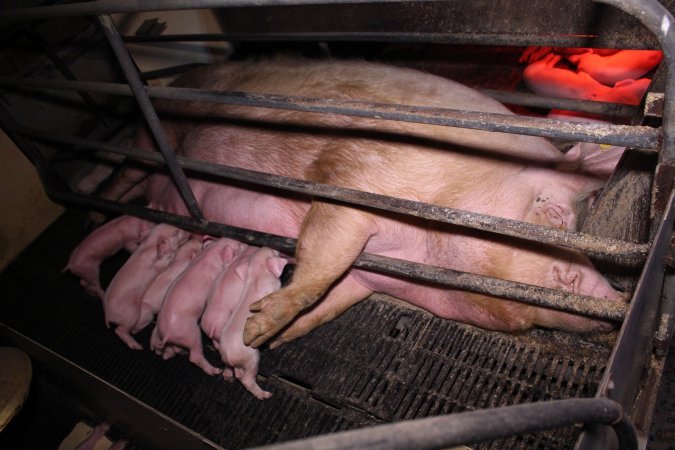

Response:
(96, 13), (204, 222)
(577, 190), (675, 450)
(595, 0), (675, 161)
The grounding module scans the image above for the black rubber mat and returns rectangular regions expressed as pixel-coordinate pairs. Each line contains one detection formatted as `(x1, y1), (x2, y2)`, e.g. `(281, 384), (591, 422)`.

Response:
(0, 210), (616, 449)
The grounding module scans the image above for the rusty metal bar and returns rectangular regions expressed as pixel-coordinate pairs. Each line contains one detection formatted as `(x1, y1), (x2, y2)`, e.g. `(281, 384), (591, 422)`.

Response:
(121, 30), (660, 49)
(13, 125), (650, 264)
(596, 0), (675, 162)
(44, 187), (628, 323)
(0, 0), (433, 21)
(0, 75), (661, 150)
(481, 89), (637, 119)
(246, 398), (636, 450)
(96, 14), (204, 222)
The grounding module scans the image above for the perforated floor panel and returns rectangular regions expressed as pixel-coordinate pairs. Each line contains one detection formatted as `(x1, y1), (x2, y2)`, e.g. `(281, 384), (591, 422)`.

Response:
(0, 211), (616, 449)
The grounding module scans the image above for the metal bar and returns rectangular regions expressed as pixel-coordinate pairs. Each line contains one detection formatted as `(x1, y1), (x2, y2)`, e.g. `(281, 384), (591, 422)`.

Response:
(96, 14), (204, 222)
(21, 24), (110, 127)
(596, 0), (675, 161)
(0, 1), (454, 21)
(13, 125), (651, 264)
(139, 63), (207, 81)
(576, 189), (675, 449)
(120, 30), (658, 49)
(0, 324), (225, 450)
(481, 89), (637, 119)
(44, 188), (628, 322)
(654, 271), (675, 357)
(124, 30), (657, 49)
(242, 398), (635, 450)
(0, 75), (661, 150)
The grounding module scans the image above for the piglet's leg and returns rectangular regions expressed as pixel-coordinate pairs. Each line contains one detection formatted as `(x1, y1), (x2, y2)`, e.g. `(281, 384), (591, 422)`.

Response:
(114, 326), (143, 351)
(244, 203), (375, 347)
(235, 366), (272, 400)
(269, 274), (372, 349)
(186, 329), (222, 376)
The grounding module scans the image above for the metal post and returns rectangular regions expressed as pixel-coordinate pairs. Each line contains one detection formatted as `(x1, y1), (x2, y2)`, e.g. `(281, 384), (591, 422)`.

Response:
(96, 14), (204, 222)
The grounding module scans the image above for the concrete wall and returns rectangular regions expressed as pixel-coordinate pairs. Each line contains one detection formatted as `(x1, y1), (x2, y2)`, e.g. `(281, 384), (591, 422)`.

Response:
(0, 130), (64, 272)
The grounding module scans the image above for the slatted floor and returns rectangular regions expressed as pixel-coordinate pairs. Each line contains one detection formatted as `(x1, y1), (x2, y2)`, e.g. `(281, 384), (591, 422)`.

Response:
(0, 210), (617, 449)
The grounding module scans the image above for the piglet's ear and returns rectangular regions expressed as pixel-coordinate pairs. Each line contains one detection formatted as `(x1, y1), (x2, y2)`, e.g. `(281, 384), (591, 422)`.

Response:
(267, 257), (287, 278)
(235, 260), (250, 281)
(156, 237), (170, 258)
(535, 203), (575, 230)
(221, 245), (236, 264)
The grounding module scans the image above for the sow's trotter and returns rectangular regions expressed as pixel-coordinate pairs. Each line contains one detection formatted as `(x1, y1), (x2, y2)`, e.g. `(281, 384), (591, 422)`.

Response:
(107, 58), (627, 347)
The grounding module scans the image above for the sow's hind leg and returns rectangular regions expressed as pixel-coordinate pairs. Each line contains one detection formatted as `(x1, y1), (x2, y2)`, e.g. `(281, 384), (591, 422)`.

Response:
(243, 202), (376, 347)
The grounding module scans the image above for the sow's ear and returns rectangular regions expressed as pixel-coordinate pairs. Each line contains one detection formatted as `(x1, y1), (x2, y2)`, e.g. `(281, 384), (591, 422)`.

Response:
(552, 264), (580, 293)
(534, 201), (575, 230)
(556, 142), (625, 177)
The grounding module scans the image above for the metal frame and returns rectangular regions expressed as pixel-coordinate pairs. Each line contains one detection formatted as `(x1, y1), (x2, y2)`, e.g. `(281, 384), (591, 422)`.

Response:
(1, 0), (674, 448)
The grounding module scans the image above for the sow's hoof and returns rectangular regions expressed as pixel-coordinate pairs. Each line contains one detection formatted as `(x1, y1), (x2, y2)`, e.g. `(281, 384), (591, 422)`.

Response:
(244, 294), (303, 348)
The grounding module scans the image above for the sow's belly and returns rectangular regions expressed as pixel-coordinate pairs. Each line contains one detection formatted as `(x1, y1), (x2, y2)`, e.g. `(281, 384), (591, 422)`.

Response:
(147, 175), (309, 243)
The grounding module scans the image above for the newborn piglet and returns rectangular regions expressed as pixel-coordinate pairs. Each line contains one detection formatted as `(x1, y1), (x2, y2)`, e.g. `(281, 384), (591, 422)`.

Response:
(103, 224), (189, 350)
(63, 215), (154, 298)
(201, 244), (255, 351)
(218, 247), (287, 399)
(150, 237), (246, 375)
(136, 237), (204, 333)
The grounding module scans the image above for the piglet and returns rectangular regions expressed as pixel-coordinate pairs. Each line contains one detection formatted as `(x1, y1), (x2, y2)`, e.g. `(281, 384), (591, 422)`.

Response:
(150, 237), (245, 375)
(522, 52), (651, 106)
(104, 224), (189, 350)
(63, 215), (154, 298)
(201, 244), (254, 350)
(136, 237), (204, 333)
(567, 49), (662, 86)
(218, 247), (287, 400)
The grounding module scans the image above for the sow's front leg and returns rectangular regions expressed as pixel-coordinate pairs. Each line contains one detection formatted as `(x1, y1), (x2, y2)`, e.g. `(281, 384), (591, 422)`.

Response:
(244, 202), (376, 347)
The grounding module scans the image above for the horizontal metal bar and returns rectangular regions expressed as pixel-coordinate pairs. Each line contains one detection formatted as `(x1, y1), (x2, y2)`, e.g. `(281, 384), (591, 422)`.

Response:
(14, 126), (650, 264)
(0, 0), (449, 20)
(246, 398), (634, 450)
(481, 89), (637, 119)
(123, 30), (647, 49)
(120, 30), (657, 49)
(83, 52), (635, 117)
(46, 189), (628, 322)
(0, 75), (661, 150)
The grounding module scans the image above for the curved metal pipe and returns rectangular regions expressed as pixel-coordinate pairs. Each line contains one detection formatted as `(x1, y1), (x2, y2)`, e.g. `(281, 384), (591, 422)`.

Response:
(244, 398), (636, 450)
(596, 0), (675, 161)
